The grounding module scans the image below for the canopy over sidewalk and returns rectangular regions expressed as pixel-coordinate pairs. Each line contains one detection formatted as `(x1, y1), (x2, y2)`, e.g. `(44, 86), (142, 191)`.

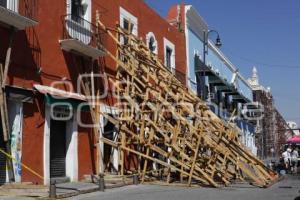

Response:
(287, 136), (300, 143)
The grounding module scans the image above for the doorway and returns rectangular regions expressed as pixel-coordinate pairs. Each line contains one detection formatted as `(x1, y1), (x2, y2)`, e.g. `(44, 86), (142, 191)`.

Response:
(50, 119), (67, 178)
(0, 0), (7, 8)
(103, 118), (117, 173)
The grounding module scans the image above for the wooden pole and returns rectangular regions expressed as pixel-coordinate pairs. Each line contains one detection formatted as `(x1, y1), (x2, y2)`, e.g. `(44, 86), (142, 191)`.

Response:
(93, 13), (278, 188)
(187, 135), (201, 186)
(0, 64), (15, 182)
(2, 27), (15, 88)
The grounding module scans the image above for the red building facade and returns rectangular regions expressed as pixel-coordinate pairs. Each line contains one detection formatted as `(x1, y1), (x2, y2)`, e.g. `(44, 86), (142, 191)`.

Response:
(0, 0), (186, 185)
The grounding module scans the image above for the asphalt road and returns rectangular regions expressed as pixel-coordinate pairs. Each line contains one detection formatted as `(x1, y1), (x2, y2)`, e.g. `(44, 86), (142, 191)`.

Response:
(72, 175), (300, 200)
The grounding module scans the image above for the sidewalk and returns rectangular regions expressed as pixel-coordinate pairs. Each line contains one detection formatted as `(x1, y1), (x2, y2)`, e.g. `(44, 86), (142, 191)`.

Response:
(0, 176), (134, 199)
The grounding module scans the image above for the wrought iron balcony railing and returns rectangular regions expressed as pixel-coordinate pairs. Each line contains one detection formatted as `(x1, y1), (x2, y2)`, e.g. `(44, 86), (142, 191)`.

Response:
(0, 0), (38, 22)
(60, 14), (106, 58)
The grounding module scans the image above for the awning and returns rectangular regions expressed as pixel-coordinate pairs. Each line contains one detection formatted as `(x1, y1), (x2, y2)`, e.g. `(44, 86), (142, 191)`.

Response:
(287, 136), (300, 143)
(5, 85), (34, 103)
(33, 84), (89, 110)
(195, 55), (252, 103)
(33, 84), (86, 101)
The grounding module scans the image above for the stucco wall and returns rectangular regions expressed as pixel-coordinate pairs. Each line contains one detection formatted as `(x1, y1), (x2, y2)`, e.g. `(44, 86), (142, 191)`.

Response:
(0, 0), (187, 184)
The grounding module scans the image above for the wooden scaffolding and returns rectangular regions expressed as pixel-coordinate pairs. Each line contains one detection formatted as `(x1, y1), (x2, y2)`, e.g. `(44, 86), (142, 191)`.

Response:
(79, 12), (279, 188)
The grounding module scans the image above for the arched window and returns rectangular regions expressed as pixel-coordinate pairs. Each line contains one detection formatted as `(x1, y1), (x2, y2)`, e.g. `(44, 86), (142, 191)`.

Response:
(146, 32), (158, 54)
(149, 37), (156, 52)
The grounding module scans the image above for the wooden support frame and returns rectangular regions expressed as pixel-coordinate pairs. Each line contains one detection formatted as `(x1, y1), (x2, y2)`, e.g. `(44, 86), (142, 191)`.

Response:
(79, 11), (280, 188)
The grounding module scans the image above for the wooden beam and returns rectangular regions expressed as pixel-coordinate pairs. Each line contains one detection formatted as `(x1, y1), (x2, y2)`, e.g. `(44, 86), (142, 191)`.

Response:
(92, 12), (278, 188)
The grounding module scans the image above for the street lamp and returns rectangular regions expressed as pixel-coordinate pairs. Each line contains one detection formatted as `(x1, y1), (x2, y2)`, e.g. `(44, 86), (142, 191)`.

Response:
(203, 29), (222, 67)
(197, 29), (222, 100)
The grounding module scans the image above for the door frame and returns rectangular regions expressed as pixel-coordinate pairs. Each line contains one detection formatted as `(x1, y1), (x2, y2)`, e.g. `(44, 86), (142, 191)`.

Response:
(43, 105), (78, 185)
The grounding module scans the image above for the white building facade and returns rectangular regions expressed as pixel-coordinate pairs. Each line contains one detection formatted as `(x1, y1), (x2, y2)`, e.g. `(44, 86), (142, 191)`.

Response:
(177, 5), (258, 155)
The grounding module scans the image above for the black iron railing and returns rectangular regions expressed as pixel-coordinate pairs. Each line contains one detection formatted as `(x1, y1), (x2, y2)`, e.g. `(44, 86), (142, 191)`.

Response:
(0, 0), (38, 21)
(61, 14), (106, 51)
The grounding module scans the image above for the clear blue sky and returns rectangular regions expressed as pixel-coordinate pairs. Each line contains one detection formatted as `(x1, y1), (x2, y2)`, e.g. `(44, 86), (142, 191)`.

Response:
(145, 0), (300, 125)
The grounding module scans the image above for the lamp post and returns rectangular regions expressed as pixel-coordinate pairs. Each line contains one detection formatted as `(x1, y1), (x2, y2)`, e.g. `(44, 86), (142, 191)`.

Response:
(197, 29), (222, 100)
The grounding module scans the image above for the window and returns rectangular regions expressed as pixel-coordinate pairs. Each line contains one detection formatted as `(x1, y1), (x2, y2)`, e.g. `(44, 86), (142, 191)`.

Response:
(122, 18), (135, 45)
(67, 0), (91, 24)
(146, 32), (158, 54)
(119, 7), (138, 55)
(163, 38), (175, 72)
(166, 47), (172, 68)
(0, 0), (18, 12)
(71, 0), (85, 24)
(149, 38), (155, 52)
(120, 7), (138, 36)
(66, 0), (92, 44)
(123, 18), (134, 33)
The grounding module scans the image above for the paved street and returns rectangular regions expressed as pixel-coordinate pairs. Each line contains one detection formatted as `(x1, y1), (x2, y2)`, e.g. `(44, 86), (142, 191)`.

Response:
(73, 175), (300, 200)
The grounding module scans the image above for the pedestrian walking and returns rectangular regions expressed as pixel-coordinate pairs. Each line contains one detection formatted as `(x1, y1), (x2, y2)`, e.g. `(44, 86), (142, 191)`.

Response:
(291, 147), (299, 174)
(282, 147), (292, 173)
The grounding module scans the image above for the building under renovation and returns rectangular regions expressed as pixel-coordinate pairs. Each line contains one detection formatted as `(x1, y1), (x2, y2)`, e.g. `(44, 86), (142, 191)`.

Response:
(0, 0), (186, 185)
(0, 0), (282, 188)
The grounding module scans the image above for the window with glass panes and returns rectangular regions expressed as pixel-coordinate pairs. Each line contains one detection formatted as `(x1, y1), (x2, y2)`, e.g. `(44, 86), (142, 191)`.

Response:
(166, 47), (172, 69)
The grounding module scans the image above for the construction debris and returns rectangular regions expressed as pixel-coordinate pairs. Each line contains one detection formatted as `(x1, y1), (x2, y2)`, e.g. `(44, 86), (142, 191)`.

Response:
(78, 13), (279, 188)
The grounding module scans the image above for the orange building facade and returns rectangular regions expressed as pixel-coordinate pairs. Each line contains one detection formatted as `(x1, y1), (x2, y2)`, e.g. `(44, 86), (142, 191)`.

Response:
(0, 0), (186, 185)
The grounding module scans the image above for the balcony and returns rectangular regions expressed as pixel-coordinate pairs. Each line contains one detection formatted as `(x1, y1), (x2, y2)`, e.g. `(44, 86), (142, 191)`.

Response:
(195, 55), (252, 103)
(59, 15), (106, 59)
(0, 0), (38, 30)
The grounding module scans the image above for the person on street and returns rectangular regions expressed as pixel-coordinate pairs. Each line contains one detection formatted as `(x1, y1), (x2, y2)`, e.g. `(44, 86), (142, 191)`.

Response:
(291, 147), (299, 174)
(282, 147), (292, 173)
